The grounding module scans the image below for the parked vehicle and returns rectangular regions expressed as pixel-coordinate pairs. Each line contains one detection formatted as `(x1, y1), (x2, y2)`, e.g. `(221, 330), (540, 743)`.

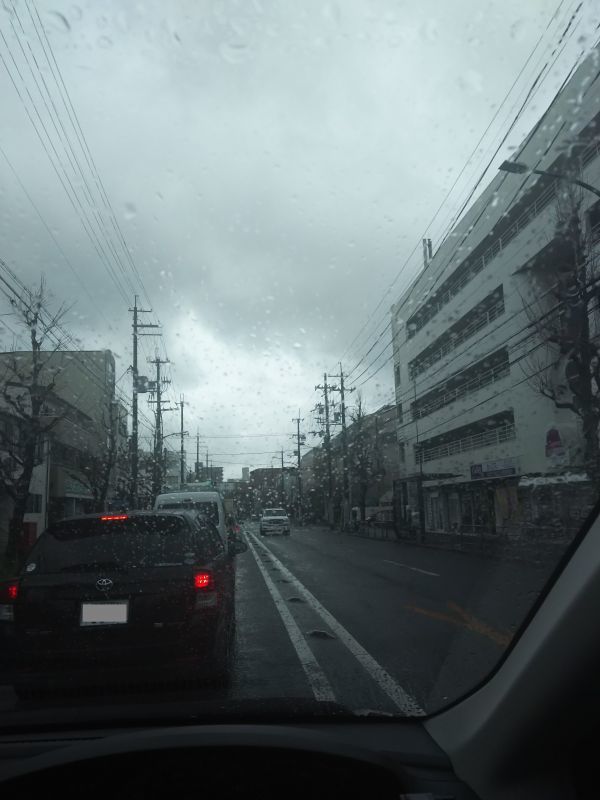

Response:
(4, 511), (247, 697)
(259, 508), (290, 536)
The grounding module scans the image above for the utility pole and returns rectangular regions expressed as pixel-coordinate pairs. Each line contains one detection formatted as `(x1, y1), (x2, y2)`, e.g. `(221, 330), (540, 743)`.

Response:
(413, 377), (425, 543)
(292, 413), (305, 523)
(329, 363), (355, 530)
(129, 295), (159, 508)
(314, 373), (338, 526)
(196, 429), (200, 481)
(147, 354), (171, 501)
(179, 394), (185, 489)
(280, 448), (285, 505)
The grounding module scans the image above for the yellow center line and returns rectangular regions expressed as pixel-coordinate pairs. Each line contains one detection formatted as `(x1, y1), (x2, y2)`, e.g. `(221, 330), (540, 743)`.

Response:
(404, 601), (512, 647)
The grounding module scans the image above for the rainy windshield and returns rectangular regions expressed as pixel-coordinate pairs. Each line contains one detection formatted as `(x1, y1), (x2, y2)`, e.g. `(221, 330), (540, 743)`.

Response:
(1, 1), (600, 724)
(157, 500), (219, 525)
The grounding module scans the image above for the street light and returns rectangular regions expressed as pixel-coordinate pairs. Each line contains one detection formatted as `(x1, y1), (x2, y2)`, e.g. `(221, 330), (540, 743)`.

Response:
(498, 159), (600, 200)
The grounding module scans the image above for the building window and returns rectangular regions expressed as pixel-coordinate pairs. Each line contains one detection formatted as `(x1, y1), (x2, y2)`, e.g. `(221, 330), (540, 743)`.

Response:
(405, 124), (600, 337)
(411, 347), (510, 420)
(394, 363), (401, 388)
(408, 286), (505, 379)
(397, 402), (403, 424)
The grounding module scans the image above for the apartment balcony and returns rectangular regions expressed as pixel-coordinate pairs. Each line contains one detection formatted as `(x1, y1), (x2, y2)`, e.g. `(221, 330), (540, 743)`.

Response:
(416, 423), (516, 466)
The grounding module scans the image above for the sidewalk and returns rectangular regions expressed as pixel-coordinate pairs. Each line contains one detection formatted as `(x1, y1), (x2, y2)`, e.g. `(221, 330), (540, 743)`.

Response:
(310, 520), (575, 568)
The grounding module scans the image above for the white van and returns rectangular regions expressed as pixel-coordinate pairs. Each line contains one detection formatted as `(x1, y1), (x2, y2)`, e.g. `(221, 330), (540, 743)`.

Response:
(153, 491), (228, 547)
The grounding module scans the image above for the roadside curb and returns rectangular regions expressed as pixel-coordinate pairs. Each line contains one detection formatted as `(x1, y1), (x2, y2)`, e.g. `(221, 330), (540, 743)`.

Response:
(302, 523), (566, 568)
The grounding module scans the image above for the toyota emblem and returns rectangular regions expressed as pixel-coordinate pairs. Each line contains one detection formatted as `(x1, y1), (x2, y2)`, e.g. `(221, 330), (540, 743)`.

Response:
(96, 577), (113, 592)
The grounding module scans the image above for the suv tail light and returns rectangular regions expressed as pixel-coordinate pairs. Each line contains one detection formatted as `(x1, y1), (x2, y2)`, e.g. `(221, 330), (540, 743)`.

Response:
(193, 572), (217, 609)
(194, 572), (213, 590)
(0, 580), (18, 622)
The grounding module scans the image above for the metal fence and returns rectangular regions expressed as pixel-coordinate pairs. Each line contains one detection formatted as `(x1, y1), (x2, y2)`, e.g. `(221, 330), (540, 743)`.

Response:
(412, 360), (510, 420)
(416, 423), (516, 464)
(407, 183), (557, 338)
(409, 299), (505, 379)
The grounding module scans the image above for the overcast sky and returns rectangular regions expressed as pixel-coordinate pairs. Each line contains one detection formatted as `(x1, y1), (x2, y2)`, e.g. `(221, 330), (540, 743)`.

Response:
(1, 0), (599, 476)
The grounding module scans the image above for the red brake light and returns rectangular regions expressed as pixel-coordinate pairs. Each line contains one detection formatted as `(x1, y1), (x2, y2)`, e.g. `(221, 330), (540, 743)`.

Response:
(194, 572), (213, 590)
(0, 581), (18, 602)
(101, 514), (129, 521)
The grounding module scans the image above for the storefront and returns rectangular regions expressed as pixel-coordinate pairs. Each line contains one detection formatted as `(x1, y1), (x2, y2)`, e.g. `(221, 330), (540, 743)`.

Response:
(518, 473), (592, 537)
(420, 457), (520, 535)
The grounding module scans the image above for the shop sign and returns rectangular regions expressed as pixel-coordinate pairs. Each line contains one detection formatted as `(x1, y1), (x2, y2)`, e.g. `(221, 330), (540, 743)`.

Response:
(470, 458), (517, 479)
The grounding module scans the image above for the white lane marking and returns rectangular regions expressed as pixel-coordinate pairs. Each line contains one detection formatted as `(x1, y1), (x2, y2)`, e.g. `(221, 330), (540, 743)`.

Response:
(245, 534), (336, 703)
(249, 532), (424, 716)
(382, 559), (440, 577)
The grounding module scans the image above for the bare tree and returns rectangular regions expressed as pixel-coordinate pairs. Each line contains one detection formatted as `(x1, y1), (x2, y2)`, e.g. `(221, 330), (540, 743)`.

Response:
(67, 401), (126, 513)
(348, 394), (372, 522)
(525, 181), (600, 478)
(0, 279), (70, 561)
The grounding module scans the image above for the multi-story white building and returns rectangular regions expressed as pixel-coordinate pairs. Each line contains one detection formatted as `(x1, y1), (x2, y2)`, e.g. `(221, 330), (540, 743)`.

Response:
(391, 47), (600, 538)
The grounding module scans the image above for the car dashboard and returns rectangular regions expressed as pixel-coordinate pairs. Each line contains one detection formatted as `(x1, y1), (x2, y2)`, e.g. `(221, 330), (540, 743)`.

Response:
(0, 719), (478, 799)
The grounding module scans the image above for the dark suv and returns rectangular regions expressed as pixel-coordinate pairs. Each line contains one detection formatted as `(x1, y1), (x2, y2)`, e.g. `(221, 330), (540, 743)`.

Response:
(2, 510), (247, 698)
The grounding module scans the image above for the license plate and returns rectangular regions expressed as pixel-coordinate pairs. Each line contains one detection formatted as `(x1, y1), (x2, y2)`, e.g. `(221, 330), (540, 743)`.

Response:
(80, 601), (128, 626)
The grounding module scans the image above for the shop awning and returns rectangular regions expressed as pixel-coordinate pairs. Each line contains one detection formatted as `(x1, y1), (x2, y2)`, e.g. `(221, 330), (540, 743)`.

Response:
(519, 473), (589, 487)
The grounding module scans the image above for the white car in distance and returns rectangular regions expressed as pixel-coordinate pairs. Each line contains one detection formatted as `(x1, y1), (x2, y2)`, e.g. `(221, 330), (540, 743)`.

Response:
(259, 508), (290, 536)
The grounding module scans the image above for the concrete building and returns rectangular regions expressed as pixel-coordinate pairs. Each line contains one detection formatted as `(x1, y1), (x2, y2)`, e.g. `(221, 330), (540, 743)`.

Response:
(0, 349), (126, 547)
(391, 48), (600, 539)
(301, 403), (400, 525)
(249, 467), (297, 511)
(162, 449), (182, 490)
(193, 463), (224, 485)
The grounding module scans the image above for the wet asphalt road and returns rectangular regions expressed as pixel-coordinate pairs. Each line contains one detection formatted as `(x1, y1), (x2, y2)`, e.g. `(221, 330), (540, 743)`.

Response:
(0, 521), (556, 720)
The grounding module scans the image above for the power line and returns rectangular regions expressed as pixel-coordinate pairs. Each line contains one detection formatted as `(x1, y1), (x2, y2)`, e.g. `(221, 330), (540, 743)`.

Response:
(353, 271), (568, 399)
(348, 97), (600, 395)
(406, 6), (588, 314)
(25, 0), (156, 312)
(337, 0), (576, 370)
(0, 27), (131, 303)
(394, 280), (600, 444)
(408, 308), (599, 446)
(340, 1), (585, 380)
(0, 140), (109, 320)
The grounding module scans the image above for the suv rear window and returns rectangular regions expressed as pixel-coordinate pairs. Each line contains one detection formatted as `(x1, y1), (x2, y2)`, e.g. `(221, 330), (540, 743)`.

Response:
(157, 500), (219, 526)
(264, 509), (286, 517)
(26, 516), (192, 573)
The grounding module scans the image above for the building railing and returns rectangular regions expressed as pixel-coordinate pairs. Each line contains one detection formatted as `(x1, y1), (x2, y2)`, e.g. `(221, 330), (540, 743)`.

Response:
(407, 137), (600, 339)
(409, 298), (505, 379)
(416, 423), (516, 464)
(407, 182), (557, 337)
(412, 361), (510, 420)
(409, 138), (600, 337)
